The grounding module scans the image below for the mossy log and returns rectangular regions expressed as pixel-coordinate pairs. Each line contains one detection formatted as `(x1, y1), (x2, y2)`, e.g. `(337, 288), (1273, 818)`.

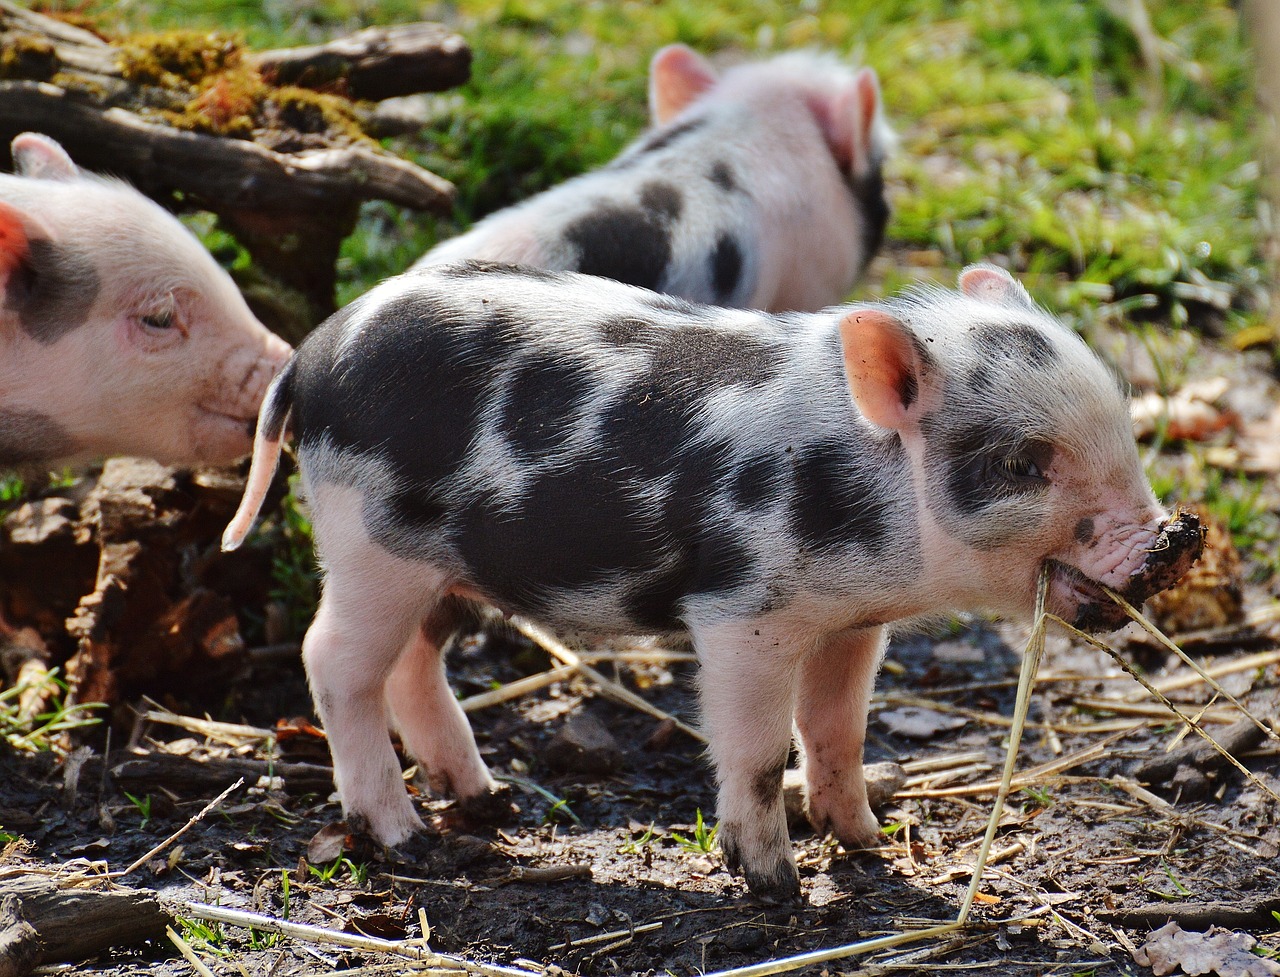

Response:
(0, 1), (468, 336)
(0, 877), (172, 976)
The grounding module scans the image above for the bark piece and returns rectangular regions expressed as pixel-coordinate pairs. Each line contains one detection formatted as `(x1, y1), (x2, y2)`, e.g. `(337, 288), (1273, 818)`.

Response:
(0, 877), (171, 970)
(252, 22), (471, 101)
(111, 751), (335, 795)
(1132, 718), (1271, 790)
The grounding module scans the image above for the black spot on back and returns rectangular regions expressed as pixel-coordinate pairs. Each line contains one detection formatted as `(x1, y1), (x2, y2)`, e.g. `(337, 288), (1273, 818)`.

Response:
(729, 452), (788, 512)
(8, 240), (101, 345)
(648, 325), (781, 389)
(610, 117), (708, 169)
(430, 259), (561, 282)
(711, 234), (743, 303)
(790, 439), (903, 553)
(640, 181), (683, 221)
(564, 206), (670, 291)
(599, 315), (649, 345)
(292, 291), (519, 504)
(709, 160), (738, 192)
(499, 353), (594, 459)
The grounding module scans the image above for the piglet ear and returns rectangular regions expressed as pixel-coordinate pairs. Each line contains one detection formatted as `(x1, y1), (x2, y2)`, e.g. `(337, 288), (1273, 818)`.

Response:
(823, 67), (889, 178)
(649, 45), (718, 125)
(958, 263), (1036, 311)
(0, 201), (35, 295)
(11, 133), (79, 181)
(838, 309), (928, 430)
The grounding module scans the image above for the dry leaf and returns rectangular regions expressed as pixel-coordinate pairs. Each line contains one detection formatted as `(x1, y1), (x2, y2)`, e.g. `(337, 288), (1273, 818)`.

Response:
(1131, 378), (1236, 442)
(877, 706), (967, 740)
(1132, 921), (1280, 977)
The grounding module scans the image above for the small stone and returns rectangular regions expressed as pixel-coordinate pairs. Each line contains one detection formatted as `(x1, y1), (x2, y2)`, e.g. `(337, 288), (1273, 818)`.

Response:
(544, 711), (624, 775)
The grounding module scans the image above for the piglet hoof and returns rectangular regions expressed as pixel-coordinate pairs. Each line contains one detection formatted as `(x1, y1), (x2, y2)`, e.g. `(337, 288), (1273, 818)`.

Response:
(807, 802), (882, 850)
(719, 822), (801, 902)
(345, 801), (425, 849)
(446, 783), (518, 827)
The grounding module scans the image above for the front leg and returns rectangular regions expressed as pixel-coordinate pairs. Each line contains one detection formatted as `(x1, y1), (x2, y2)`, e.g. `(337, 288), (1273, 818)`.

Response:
(794, 625), (886, 847)
(692, 618), (806, 900)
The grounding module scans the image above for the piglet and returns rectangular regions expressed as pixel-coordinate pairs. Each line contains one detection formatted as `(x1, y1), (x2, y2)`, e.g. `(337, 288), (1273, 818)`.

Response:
(414, 46), (893, 312)
(224, 260), (1201, 899)
(0, 133), (291, 468)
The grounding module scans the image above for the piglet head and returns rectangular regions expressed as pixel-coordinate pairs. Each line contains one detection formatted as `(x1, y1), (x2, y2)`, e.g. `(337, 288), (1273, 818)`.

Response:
(838, 263), (1202, 633)
(0, 133), (291, 467)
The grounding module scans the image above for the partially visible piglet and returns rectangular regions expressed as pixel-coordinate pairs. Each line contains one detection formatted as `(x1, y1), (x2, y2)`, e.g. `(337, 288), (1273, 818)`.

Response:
(0, 133), (291, 468)
(414, 46), (892, 312)
(224, 260), (1201, 899)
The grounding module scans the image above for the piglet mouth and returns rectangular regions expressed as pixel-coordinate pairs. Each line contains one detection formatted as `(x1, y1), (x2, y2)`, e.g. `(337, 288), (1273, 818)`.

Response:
(1048, 510), (1205, 634)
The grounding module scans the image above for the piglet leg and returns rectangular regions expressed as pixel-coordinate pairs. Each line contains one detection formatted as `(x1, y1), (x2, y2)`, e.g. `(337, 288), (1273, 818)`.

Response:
(693, 619), (803, 900)
(302, 485), (442, 845)
(384, 596), (509, 821)
(794, 625), (885, 847)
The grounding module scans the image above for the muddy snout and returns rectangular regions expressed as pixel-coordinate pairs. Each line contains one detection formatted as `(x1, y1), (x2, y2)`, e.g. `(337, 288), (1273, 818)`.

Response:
(1074, 510), (1205, 632)
(1120, 510), (1205, 602)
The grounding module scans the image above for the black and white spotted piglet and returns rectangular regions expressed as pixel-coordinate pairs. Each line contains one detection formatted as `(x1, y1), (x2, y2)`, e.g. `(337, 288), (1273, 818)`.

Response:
(224, 261), (1201, 899)
(414, 46), (892, 312)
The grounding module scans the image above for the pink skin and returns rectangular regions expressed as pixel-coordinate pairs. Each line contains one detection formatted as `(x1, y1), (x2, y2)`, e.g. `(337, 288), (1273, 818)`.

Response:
(0, 132), (292, 467)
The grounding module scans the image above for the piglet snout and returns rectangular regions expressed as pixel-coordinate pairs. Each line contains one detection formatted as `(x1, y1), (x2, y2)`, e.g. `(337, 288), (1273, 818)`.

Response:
(1070, 510), (1204, 633)
(1117, 509), (1205, 604)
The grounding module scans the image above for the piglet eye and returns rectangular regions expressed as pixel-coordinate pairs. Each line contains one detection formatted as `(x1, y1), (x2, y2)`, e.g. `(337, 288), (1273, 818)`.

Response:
(1000, 455), (1044, 481)
(141, 310), (174, 331)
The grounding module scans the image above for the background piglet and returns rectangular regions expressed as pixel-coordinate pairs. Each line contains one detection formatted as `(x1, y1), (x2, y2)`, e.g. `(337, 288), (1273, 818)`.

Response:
(0, 133), (291, 469)
(224, 261), (1201, 900)
(414, 46), (893, 312)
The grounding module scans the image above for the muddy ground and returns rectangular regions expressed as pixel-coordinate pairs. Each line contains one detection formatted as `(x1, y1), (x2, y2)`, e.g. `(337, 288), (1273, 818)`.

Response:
(3, 602), (1280, 976)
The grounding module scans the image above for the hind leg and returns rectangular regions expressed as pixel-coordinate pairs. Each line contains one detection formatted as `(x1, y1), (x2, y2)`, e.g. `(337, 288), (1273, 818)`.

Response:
(385, 596), (507, 819)
(794, 626), (885, 847)
(303, 485), (450, 844)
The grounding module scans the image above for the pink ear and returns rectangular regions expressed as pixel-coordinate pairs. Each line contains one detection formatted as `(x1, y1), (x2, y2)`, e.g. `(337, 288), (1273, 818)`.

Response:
(820, 67), (883, 176)
(649, 45), (718, 125)
(957, 263), (1035, 310)
(0, 201), (33, 292)
(11, 132), (79, 181)
(838, 309), (925, 430)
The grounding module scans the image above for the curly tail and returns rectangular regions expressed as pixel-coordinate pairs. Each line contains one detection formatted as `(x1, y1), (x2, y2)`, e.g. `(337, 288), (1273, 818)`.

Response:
(222, 358), (295, 551)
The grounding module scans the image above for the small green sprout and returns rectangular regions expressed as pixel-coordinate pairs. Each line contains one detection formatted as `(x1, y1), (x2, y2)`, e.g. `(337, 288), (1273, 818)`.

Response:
(671, 809), (718, 855)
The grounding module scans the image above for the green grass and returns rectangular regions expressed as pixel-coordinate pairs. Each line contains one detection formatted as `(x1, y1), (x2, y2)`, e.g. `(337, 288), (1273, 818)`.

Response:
(78, 0), (1262, 327)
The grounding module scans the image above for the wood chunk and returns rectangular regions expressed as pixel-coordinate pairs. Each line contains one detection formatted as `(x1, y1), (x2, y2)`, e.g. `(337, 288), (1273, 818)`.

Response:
(252, 22), (472, 101)
(111, 751), (335, 795)
(1132, 717), (1271, 789)
(0, 894), (40, 977)
(0, 877), (171, 970)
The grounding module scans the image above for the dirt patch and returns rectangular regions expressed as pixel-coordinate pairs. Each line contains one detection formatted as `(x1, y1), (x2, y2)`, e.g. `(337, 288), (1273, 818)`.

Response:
(2, 607), (1279, 976)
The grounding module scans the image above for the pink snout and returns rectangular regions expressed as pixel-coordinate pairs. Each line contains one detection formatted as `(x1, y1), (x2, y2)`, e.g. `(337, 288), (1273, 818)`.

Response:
(1051, 510), (1204, 632)
(195, 332), (292, 462)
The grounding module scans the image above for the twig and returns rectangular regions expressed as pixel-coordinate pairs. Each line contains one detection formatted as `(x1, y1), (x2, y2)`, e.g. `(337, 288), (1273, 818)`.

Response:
(173, 902), (543, 977)
(957, 571), (1050, 923)
(1127, 648), (1280, 701)
(550, 922), (664, 951)
(458, 665), (578, 713)
(1048, 614), (1280, 807)
(510, 617), (706, 744)
(114, 778), (245, 878)
(1106, 586), (1278, 741)
(139, 700), (274, 745)
(166, 925), (218, 977)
